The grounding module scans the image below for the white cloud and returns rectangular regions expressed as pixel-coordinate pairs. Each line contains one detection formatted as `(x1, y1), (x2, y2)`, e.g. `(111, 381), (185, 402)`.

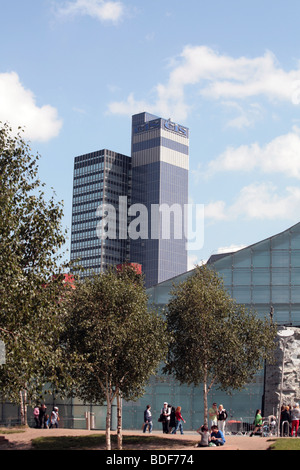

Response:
(205, 183), (300, 221)
(216, 244), (247, 254)
(207, 127), (300, 179)
(187, 254), (201, 271)
(205, 200), (227, 221)
(222, 101), (264, 129)
(57, 0), (124, 23)
(0, 72), (62, 142)
(107, 45), (300, 122)
(107, 93), (151, 116)
(187, 47), (300, 103)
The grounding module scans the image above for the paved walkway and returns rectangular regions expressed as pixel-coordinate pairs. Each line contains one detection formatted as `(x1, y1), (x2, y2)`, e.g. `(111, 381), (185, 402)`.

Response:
(123, 430), (274, 450)
(0, 427), (275, 450)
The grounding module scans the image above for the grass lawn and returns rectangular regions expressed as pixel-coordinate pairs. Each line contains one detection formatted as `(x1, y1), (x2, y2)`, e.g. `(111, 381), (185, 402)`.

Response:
(31, 434), (195, 450)
(0, 427), (26, 435)
(268, 438), (300, 451)
(32, 434), (107, 450)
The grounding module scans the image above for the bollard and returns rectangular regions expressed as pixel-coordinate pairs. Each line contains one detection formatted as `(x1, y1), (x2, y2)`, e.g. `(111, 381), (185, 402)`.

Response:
(90, 413), (95, 430)
(85, 411), (91, 430)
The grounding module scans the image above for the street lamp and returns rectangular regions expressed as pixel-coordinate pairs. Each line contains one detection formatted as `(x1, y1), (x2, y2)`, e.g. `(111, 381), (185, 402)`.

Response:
(277, 329), (294, 436)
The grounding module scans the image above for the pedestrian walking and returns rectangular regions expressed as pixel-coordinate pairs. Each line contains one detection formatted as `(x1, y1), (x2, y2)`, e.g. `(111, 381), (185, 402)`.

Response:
(33, 405), (40, 428)
(250, 409), (263, 436)
(143, 405), (153, 433)
(171, 406), (186, 434)
(49, 407), (59, 429)
(39, 404), (47, 429)
(280, 405), (291, 437)
(217, 404), (228, 434)
(169, 406), (176, 433)
(160, 402), (171, 434)
(291, 403), (300, 437)
(209, 402), (218, 427)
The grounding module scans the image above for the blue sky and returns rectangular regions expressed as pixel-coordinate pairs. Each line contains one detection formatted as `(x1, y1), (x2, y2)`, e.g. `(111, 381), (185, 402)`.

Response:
(2, 0), (300, 269)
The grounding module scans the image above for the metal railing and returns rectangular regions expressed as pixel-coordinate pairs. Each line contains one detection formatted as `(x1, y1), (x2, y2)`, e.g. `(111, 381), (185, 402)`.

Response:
(0, 413), (96, 430)
(225, 416), (278, 437)
(280, 420), (290, 437)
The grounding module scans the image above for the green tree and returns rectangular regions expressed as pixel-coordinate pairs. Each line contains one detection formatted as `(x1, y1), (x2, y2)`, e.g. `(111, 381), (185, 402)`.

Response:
(164, 264), (277, 424)
(65, 265), (168, 450)
(0, 123), (71, 424)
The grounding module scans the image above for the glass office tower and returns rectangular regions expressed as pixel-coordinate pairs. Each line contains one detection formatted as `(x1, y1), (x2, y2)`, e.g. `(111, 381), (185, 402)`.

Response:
(130, 112), (189, 288)
(70, 149), (131, 277)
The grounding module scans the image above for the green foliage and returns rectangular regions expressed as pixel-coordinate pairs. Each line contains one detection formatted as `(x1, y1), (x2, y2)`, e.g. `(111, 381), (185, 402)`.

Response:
(65, 265), (169, 403)
(0, 123), (71, 407)
(164, 264), (277, 395)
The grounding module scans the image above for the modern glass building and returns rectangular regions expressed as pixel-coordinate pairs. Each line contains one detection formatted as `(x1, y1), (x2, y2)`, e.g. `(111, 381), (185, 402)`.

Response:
(130, 112), (189, 288)
(121, 221), (300, 429)
(70, 149), (131, 277)
(2, 222), (299, 429)
(207, 222), (300, 326)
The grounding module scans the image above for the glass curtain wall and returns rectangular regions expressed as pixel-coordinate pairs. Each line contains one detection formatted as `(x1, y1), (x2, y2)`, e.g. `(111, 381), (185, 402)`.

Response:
(3, 223), (299, 429)
(121, 222), (300, 429)
(70, 149), (131, 277)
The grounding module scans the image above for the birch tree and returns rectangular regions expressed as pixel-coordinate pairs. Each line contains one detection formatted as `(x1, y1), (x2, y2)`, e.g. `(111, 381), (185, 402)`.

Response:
(65, 265), (168, 450)
(0, 123), (71, 424)
(164, 264), (277, 425)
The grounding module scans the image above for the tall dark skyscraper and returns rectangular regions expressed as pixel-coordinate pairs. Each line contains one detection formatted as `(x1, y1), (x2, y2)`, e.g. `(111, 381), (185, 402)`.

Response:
(130, 112), (189, 287)
(70, 112), (189, 287)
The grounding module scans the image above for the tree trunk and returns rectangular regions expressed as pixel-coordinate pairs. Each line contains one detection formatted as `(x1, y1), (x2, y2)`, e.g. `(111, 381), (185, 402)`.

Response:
(117, 388), (123, 450)
(19, 389), (28, 426)
(106, 384), (111, 450)
(203, 367), (208, 426)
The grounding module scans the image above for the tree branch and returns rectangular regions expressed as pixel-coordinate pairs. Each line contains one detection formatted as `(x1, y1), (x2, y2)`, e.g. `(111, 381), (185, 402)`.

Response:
(0, 326), (17, 338)
(207, 375), (217, 394)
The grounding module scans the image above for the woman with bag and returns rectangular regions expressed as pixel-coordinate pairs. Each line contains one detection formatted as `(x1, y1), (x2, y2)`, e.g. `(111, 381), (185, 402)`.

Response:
(160, 402), (171, 434)
(217, 404), (228, 434)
